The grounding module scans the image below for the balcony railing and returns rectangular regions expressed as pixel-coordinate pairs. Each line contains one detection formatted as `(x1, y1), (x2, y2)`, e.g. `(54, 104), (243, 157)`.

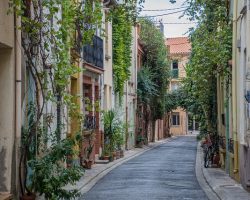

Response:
(83, 115), (97, 130)
(83, 35), (104, 69)
(171, 69), (179, 78)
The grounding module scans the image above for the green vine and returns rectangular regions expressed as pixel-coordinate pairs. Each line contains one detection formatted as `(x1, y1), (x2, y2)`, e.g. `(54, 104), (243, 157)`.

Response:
(112, 6), (133, 99)
(8, 0), (146, 198)
(9, 0), (103, 198)
(183, 0), (232, 132)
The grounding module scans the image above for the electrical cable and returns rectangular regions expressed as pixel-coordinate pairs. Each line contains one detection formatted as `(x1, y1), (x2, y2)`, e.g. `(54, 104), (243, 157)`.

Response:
(156, 22), (196, 24)
(142, 6), (188, 12)
(139, 9), (186, 18)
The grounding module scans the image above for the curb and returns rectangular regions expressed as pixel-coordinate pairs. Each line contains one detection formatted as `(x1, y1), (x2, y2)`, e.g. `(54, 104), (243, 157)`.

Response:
(195, 142), (221, 200)
(78, 137), (176, 197)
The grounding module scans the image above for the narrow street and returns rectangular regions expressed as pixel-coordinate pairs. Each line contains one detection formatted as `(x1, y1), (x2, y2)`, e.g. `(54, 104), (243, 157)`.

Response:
(82, 136), (208, 200)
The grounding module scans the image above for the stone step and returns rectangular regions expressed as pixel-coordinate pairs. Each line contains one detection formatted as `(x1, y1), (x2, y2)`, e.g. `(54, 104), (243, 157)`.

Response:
(95, 159), (109, 164)
(0, 193), (13, 200)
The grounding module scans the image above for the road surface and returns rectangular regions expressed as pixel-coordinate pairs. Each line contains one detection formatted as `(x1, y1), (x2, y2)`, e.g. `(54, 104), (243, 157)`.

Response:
(82, 136), (208, 200)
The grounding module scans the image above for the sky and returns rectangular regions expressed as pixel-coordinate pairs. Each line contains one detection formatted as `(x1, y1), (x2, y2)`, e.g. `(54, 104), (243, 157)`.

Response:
(140, 0), (195, 38)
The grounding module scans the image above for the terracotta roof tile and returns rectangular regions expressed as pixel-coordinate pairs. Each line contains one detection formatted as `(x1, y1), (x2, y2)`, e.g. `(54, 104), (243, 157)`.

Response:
(166, 37), (191, 55)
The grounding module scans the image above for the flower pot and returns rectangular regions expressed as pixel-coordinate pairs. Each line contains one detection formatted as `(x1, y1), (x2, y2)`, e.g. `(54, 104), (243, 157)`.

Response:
(116, 151), (120, 159)
(103, 155), (109, 160)
(120, 150), (124, 158)
(84, 160), (92, 169)
(109, 155), (114, 162)
(21, 193), (36, 200)
(137, 141), (143, 148)
(112, 151), (116, 160)
(213, 153), (220, 166)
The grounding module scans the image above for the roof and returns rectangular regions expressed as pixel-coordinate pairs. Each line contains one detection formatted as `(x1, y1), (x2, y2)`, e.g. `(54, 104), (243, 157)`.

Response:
(166, 37), (191, 55)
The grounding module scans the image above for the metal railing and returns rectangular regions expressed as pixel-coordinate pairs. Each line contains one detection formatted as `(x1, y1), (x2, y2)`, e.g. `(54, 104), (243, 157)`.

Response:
(83, 115), (97, 130)
(83, 35), (104, 69)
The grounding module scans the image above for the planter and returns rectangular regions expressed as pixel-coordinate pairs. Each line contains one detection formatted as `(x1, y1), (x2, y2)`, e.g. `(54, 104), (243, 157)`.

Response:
(137, 141), (143, 148)
(112, 151), (116, 160)
(84, 160), (93, 169)
(103, 155), (110, 160)
(116, 150), (120, 159)
(120, 150), (124, 158)
(213, 153), (220, 166)
(21, 193), (36, 200)
(109, 155), (114, 162)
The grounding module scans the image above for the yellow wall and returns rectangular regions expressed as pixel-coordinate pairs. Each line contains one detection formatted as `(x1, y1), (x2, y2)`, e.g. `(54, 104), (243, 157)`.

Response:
(170, 108), (188, 136)
(0, 0), (17, 193)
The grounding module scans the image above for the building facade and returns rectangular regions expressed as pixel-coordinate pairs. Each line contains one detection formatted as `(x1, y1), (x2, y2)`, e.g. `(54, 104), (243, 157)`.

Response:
(229, 0), (250, 190)
(166, 37), (191, 136)
(0, 1), (22, 199)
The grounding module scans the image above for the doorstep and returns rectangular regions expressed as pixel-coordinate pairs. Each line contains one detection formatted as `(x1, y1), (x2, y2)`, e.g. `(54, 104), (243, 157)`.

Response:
(95, 159), (109, 164)
(0, 193), (13, 200)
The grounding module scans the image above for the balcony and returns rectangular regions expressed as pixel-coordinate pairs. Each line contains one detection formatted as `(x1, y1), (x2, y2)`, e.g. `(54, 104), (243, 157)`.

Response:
(83, 115), (97, 131)
(83, 35), (104, 69)
(171, 69), (179, 79)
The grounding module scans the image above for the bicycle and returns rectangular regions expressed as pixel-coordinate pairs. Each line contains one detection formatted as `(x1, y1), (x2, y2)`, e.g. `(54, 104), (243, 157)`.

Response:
(201, 131), (219, 168)
(203, 143), (212, 168)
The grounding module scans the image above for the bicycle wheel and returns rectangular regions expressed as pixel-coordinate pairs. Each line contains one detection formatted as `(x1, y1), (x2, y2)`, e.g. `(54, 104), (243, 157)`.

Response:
(204, 148), (211, 168)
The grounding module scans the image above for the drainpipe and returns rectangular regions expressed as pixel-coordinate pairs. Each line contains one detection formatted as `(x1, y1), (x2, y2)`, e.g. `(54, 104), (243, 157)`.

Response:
(232, 0), (239, 176)
(226, 94), (230, 174)
(125, 81), (128, 150)
(14, 10), (22, 197)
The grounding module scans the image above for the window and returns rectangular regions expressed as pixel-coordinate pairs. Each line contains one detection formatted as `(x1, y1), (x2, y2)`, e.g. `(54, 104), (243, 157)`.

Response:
(172, 113), (180, 126)
(172, 60), (178, 69)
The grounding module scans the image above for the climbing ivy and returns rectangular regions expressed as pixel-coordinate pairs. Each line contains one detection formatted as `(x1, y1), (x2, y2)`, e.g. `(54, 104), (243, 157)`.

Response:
(183, 0), (232, 132)
(9, 0), (103, 198)
(9, 0), (146, 198)
(112, 6), (133, 99)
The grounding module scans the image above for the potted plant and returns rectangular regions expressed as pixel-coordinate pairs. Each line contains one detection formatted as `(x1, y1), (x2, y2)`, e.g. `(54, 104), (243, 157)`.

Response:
(114, 132), (124, 159)
(102, 147), (110, 160)
(83, 131), (94, 169)
(102, 110), (118, 161)
(21, 193), (36, 200)
(19, 103), (84, 200)
(83, 144), (94, 169)
(136, 135), (144, 148)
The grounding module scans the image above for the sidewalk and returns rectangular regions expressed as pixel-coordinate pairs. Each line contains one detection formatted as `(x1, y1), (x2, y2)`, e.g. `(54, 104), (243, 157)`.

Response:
(68, 137), (174, 197)
(196, 143), (250, 200)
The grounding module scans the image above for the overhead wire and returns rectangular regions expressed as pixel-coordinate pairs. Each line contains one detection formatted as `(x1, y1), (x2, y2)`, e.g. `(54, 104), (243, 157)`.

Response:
(156, 22), (196, 24)
(139, 9), (186, 18)
(142, 6), (188, 12)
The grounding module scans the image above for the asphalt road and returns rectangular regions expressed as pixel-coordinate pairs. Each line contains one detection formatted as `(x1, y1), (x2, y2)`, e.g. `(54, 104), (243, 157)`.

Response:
(82, 136), (208, 200)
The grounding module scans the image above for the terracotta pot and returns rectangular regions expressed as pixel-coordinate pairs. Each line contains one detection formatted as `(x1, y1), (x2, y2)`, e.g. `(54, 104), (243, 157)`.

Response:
(109, 155), (114, 162)
(120, 150), (124, 158)
(112, 152), (116, 160)
(103, 155), (109, 160)
(21, 193), (36, 200)
(84, 160), (92, 169)
(116, 151), (120, 159)
(213, 153), (220, 166)
(137, 141), (143, 148)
